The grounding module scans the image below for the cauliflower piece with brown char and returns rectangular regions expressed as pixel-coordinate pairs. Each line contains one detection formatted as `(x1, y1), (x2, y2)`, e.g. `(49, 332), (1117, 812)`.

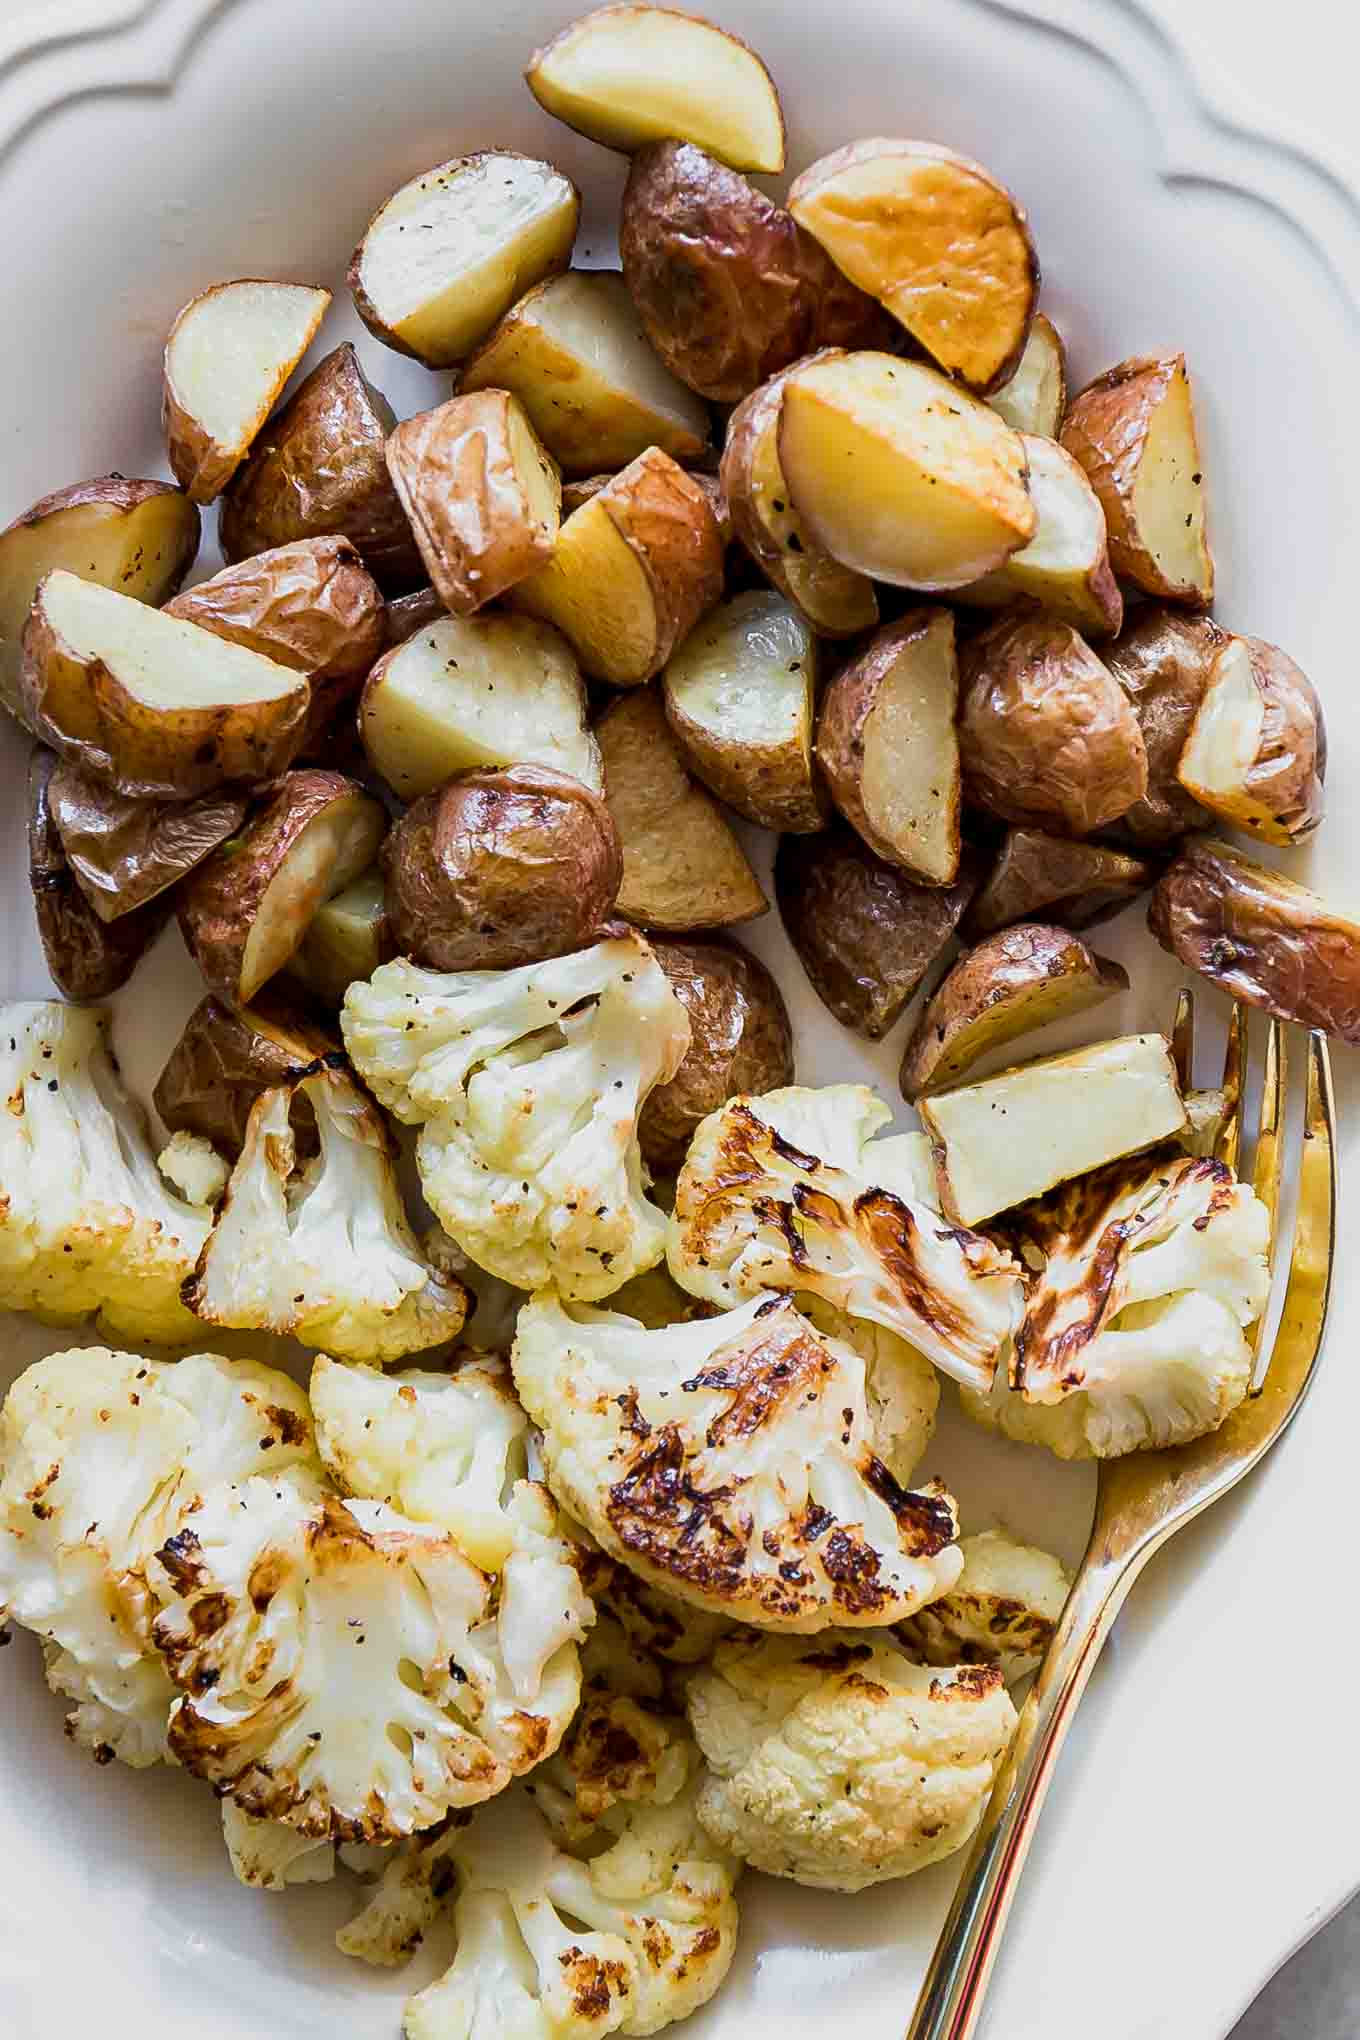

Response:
(896, 1528), (1070, 1683)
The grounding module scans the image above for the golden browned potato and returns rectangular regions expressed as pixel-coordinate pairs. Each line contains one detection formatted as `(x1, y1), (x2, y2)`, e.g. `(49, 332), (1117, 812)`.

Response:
(789, 139), (1038, 391)
(28, 748), (168, 1001)
(153, 989), (341, 1155)
(382, 765), (621, 971)
(1176, 634), (1325, 845)
(958, 610), (1147, 836)
(595, 686), (767, 930)
(620, 142), (892, 403)
(1101, 606), (1222, 846)
(989, 313), (1066, 437)
(511, 446), (724, 685)
(162, 281), (331, 503)
(778, 351), (1035, 588)
(46, 760), (247, 921)
(816, 607), (960, 884)
(382, 585), (445, 649)
(900, 922), (1129, 1100)
(957, 434), (1122, 638)
(349, 151), (579, 368)
(219, 344), (422, 590)
(179, 771), (386, 1004)
(286, 868), (390, 1006)
(20, 570), (311, 799)
(637, 937), (794, 1167)
(662, 589), (825, 832)
(776, 827), (980, 1039)
(961, 828), (1156, 939)
(1061, 354), (1213, 605)
(525, 5), (785, 172)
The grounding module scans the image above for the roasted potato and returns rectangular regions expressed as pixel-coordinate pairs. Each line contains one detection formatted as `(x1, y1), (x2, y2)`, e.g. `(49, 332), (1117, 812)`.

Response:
(777, 827), (980, 1039)
(1101, 606), (1222, 846)
(349, 151), (579, 368)
(958, 610), (1148, 836)
(816, 607), (960, 884)
(957, 434), (1122, 638)
(525, 5), (785, 173)
(46, 760), (246, 921)
(179, 770), (386, 1005)
(359, 609), (601, 797)
(595, 686), (767, 930)
(962, 827), (1156, 938)
(788, 139), (1038, 392)
(1061, 354), (1213, 605)
(219, 344), (422, 590)
(162, 280), (331, 503)
(382, 585), (445, 648)
(778, 351), (1035, 588)
(637, 937), (794, 1167)
(28, 748), (168, 1001)
(900, 922), (1128, 1099)
(563, 467), (730, 540)
(1176, 634), (1325, 845)
(620, 141), (892, 403)
(662, 590), (825, 832)
(989, 313), (1066, 437)
(153, 989), (340, 1155)
(382, 765), (621, 971)
(286, 867), (390, 1007)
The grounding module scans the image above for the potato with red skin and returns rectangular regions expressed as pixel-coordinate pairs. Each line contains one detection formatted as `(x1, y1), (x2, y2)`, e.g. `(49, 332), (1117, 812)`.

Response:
(28, 748), (168, 1001)
(637, 937), (794, 1169)
(153, 989), (341, 1157)
(46, 760), (247, 921)
(961, 828), (1156, 940)
(1176, 634), (1326, 846)
(1101, 606), (1222, 847)
(162, 280), (331, 503)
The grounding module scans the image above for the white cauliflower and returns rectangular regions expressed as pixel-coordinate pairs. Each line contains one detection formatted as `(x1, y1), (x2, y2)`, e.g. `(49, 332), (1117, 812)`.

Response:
(221, 1802), (335, 1891)
(668, 1087), (1023, 1393)
(799, 1295), (939, 1484)
(530, 1617), (692, 1843)
(687, 1629), (1017, 1891)
(341, 933), (690, 1300)
(897, 1529), (1070, 1683)
(184, 1063), (468, 1363)
(513, 1290), (962, 1632)
(157, 1130), (229, 1209)
(0, 1001), (212, 1345)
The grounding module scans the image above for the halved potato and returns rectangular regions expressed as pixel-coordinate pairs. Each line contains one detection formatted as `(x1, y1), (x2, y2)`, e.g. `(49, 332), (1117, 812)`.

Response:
(154, 989), (341, 1155)
(349, 151), (579, 368)
(162, 280), (331, 503)
(900, 922), (1128, 1100)
(525, 5), (785, 173)
(179, 771), (386, 1004)
(0, 478), (199, 723)
(359, 610), (601, 797)
(47, 760), (247, 921)
(1176, 633), (1325, 845)
(1061, 354), (1213, 605)
(815, 607), (960, 884)
(511, 446), (724, 685)
(957, 435), (1122, 637)
(460, 268), (710, 475)
(20, 570), (310, 799)
(596, 686), (767, 929)
(662, 589), (824, 832)
(1102, 607), (1222, 847)
(989, 313), (1066, 437)
(286, 868), (390, 1007)
(778, 351), (1035, 589)
(962, 828), (1155, 939)
(28, 748), (168, 1002)
(788, 139), (1038, 392)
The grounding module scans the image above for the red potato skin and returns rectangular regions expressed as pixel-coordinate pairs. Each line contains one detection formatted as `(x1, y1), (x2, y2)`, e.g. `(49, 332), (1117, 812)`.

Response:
(1182, 635), (1326, 846)
(637, 937), (794, 1168)
(1102, 606), (1222, 846)
(27, 748), (169, 1000)
(961, 828), (1156, 939)
(153, 989), (341, 1156)
(47, 760), (248, 922)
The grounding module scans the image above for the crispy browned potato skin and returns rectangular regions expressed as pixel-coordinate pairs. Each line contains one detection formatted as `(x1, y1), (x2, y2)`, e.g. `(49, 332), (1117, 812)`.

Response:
(47, 759), (247, 923)
(561, 469), (731, 543)
(27, 748), (169, 1001)
(1061, 354), (1212, 605)
(961, 827), (1155, 939)
(382, 765), (621, 972)
(153, 989), (341, 1155)
(1149, 837), (1360, 1041)
(1179, 635), (1326, 845)
(381, 585), (445, 648)
(1101, 605), (1221, 846)
(637, 936), (794, 1168)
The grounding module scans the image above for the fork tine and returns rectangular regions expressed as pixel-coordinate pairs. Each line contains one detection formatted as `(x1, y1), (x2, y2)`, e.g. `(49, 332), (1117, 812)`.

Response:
(1247, 1019), (1286, 1394)
(1254, 1031), (1337, 1406)
(1170, 988), (1195, 1090)
(1213, 1002), (1247, 1175)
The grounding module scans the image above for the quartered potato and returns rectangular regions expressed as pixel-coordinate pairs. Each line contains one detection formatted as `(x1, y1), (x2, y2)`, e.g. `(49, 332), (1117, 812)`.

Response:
(638, 936), (794, 1168)
(989, 313), (1067, 437)
(962, 828), (1156, 939)
(525, 4), (786, 173)
(154, 989), (341, 1155)
(28, 748), (168, 1002)
(1102, 606), (1222, 846)
(1061, 353), (1213, 605)
(162, 280), (331, 503)
(788, 139), (1038, 392)
(286, 867), (390, 1007)
(349, 151), (579, 368)
(47, 760), (246, 921)
(958, 434), (1122, 638)
(1176, 633), (1325, 845)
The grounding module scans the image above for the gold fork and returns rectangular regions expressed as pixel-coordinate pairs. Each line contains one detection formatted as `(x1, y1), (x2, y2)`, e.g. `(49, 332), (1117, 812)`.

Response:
(907, 995), (1338, 2040)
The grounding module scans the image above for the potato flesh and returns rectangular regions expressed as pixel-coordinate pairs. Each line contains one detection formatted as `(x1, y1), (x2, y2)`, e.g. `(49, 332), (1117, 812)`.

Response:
(289, 867), (386, 1004)
(1131, 366), (1210, 596)
(960, 435), (1120, 636)
(240, 795), (384, 1002)
(741, 392), (878, 633)
(512, 492), (657, 684)
(859, 612), (959, 884)
(989, 315), (1065, 437)
(1176, 638), (1263, 808)
(168, 283), (329, 452)
(42, 570), (304, 710)
(665, 591), (810, 751)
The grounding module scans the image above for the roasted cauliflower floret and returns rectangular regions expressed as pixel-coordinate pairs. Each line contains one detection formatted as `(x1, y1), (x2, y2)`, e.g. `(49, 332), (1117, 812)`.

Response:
(221, 1802), (336, 1892)
(668, 1086), (1023, 1393)
(513, 1290), (962, 1632)
(532, 1616), (692, 1843)
(568, 1530), (731, 1668)
(341, 933), (690, 1301)
(897, 1529), (1070, 1683)
(157, 1129), (229, 1209)
(687, 1629), (1017, 1891)
(799, 1296), (939, 1485)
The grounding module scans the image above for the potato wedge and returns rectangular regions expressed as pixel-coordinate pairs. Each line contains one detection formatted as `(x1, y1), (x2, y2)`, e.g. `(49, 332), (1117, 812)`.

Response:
(1176, 634), (1325, 845)
(1101, 606), (1222, 846)
(460, 268), (710, 475)
(989, 313), (1066, 437)
(596, 686), (766, 929)
(919, 1033), (1186, 1225)
(525, 5), (785, 173)
(154, 989), (340, 1155)
(28, 748), (168, 1001)
(777, 827), (980, 1040)
(0, 478), (198, 723)
(20, 569), (311, 799)
(219, 344), (422, 591)
(816, 607), (960, 884)
(662, 590), (824, 832)
(47, 760), (247, 922)
(788, 139), (1038, 392)
(349, 151), (579, 368)
(958, 610), (1147, 836)
(1061, 354), (1213, 605)
(162, 280), (331, 503)
(511, 446), (723, 685)
(957, 435), (1122, 637)
(900, 922), (1128, 1099)
(286, 869), (390, 1008)
(638, 936), (793, 1168)
(962, 828), (1156, 939)
(359, 609), (601, 798)
(179, 771), (386, 1004)
(778, 351), (1035, 589)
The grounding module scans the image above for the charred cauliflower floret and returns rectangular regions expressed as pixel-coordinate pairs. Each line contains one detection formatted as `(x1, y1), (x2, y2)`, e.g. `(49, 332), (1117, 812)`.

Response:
(897, 1529), (1070, 1683)
(513, 1290), (962, 1633)
(568, 1529), (732, 1668)
(221, 1802), (336, 1891)
(687, 1629), (1017, 1891)
(341, 933), (690, 1301)
(799, 1296), (939, 1485)
(532, 1616), (693, 1844)
(668, 1086), (1023, 1393)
